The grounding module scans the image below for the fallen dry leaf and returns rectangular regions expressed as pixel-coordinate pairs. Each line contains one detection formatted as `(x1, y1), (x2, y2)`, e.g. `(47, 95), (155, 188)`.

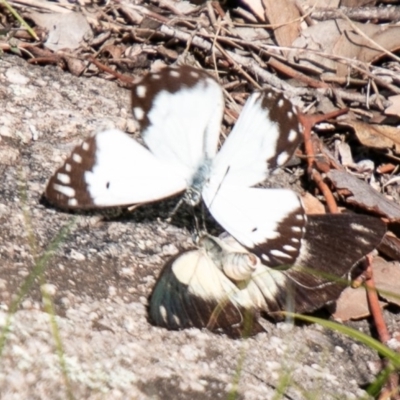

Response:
(289, 19), (400, 77)
(29, 12), (92, 52)
(385, 95), (400, 117)
(263, 0), (301, 49)
(302, 192), (326, 215)
(333, 256), (389, 322)
(358, 25), (400, 65)
(240, 0), (265, 21)
(338, 119), (400, 154)
(327, 170), (400, 220)
(333, 286), (370, 321)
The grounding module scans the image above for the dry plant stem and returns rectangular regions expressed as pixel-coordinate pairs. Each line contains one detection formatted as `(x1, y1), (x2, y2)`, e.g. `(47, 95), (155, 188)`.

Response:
(364, 256), (398, 400)
(365, 256), (390, 344)
(9, 0), (72, 12)
(2, 0), (39, 39)
(298, 109), (348, 213)
(311, 170), (338, 214)
(297, 108), (349, 171)
(87, 56), (135, 85)
(213, 43), (261, 89)
(268, 57), (330, 89)
(158, 24), (390, 107)
(312, 6), (400, 23)
(294, 0), (315, 26)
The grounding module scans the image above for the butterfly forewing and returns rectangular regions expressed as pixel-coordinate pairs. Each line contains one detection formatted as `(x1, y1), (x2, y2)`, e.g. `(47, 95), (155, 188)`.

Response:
(131, 65), (224, 174)
(45, 129), (188, 209)
(209, 90), (302, 189)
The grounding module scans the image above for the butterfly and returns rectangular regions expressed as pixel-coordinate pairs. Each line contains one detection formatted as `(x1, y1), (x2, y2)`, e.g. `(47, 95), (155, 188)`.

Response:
(44, 65), (306, 265)
(150, 214), (386, 336)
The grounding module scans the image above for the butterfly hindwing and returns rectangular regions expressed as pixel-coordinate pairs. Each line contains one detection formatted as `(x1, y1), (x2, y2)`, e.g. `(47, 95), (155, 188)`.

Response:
(45, 129), (187, 209)
(149, 236), (264, 336)
(202, 185), (306, 267)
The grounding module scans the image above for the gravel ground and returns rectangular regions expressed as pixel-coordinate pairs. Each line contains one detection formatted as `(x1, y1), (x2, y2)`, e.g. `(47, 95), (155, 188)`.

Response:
(0, 53), (386, 399)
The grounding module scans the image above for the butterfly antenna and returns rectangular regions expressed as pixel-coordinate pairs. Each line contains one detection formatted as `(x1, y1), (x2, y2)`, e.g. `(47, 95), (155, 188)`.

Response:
(207, 166), (231, 210)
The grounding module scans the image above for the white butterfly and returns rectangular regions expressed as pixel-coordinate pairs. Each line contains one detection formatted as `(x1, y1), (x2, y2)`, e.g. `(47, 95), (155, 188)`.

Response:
(150, 214), (386, 336)
(45, 65), (305, 263)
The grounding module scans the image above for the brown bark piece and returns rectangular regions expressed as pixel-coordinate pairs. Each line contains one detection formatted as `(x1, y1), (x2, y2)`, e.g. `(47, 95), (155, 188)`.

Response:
(373, 257), (400, 307)
(377, 233), (400, 261)
(327, 170), (400, 220)
(262, 0), (301, 48)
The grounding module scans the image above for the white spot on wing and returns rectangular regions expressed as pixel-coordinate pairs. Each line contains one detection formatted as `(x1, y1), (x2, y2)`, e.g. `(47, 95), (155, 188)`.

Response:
(136, 85), (147, 98)
(133, 107), (145, 121)
(350, 223), (372, 234)
(82, 142), (89, 151)
(295, 214), (304, 220)
(277, 152), (289, 165)
(57, 173), (70, 184)
(357, 237), (371, 246)
(53, 184), (75, 198)
(278, 99), (284, 107)
(288, 130), (297, 142)
(287, 111), (293, 118)
(170, 70), (180, 78)
(262, 254), (271, 262)
(292, 226), (301, 232)
(160, 305), (167, 322)
(270, 249), (292, 259)
(65, 163), (72, 172)
(72, 153), (82, 163)
(190, 71), (199, 78)
(68, 198), (78, 207)
(283, 245), (297, 252)
(291, 237), (300, 243)
(151, 74), (161, 80)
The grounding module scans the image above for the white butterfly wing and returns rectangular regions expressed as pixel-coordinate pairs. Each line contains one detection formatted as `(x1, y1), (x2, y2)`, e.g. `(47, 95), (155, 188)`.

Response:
(45, 129), (188, 209)
(149, 237), (263, 334)
(210, 90), (302, 189)
(202, 184), (306, 267)
(131, 66), (224, 175)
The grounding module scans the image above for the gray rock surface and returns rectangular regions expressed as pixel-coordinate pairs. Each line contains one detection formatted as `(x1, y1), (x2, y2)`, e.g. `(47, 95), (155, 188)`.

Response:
(0, 53), (379, 399)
